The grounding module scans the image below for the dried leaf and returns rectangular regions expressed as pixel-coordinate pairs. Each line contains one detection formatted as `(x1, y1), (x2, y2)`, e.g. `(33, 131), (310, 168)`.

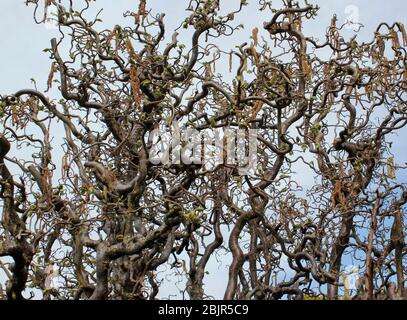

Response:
(229, 51), (233, 73)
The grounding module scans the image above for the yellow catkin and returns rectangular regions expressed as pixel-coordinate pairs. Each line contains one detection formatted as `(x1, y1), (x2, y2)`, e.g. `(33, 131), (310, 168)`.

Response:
(126, 39), (142, 64)
(387, 156), (396, 179)
(129, 66), (142, 105)
(182, 260), (187, 274)
(279, 204), (287, 225)
(332, 180), (346, 207)
(242, 56), (248, 72)
(332, 180), (340, 207)
(365, 85), (373, 102)
(126, 38), (136, 58)
(331, 15), (337, 30)
(399, 23), (407, 46)
(115, 29), (120, 52)
(330, 15), (338, 47)
(332, 164), (346, 207)
(390, 30), (400, 48)
(11, 105), (19, 126)
(125, 38), (142, 104)
(250, 44), (259, 65)
(376, 34), (385, 56)
(106, 30), (115, 47)
(205, 63), (212, 80)
(354, 88), (362, 105)
(248, 100), (263, 122)
(252, 27), (259, 46)
(297, 14), (302, 32)
(44, 0), (52, 20)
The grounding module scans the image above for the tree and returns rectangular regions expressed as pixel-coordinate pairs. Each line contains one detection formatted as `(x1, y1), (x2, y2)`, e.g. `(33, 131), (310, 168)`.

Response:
(0, 0), (406, 300)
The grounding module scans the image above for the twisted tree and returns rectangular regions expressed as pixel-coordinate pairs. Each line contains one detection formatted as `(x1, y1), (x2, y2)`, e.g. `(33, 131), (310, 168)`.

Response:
(0, 0), (406, 300)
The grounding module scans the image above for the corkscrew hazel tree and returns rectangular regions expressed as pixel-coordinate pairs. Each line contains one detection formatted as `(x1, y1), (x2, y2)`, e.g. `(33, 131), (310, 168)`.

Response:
(0, 0), (406, 300)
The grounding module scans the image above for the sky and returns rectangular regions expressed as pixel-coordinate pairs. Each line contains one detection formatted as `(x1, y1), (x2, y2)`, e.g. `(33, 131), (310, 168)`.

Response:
(0, 0), (406, 299)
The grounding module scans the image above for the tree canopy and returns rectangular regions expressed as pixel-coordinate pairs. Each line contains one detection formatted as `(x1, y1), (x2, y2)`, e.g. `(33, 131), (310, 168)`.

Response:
(0, 0), (406, 300)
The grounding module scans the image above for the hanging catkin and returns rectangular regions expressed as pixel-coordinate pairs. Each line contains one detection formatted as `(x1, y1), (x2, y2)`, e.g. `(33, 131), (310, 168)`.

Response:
(376, 34), (385, 56)
(390, 30), (400, 49)
(129, 66), (142, 105)
(297, 14), (302, 32)
(106, 30), (115, 48)
(136, 0), (147, 24)
(205, 63), (212, 80)
(126, 38), (142, 64)
(387, 156), (396, 179)
(250, 44), (259, 65)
